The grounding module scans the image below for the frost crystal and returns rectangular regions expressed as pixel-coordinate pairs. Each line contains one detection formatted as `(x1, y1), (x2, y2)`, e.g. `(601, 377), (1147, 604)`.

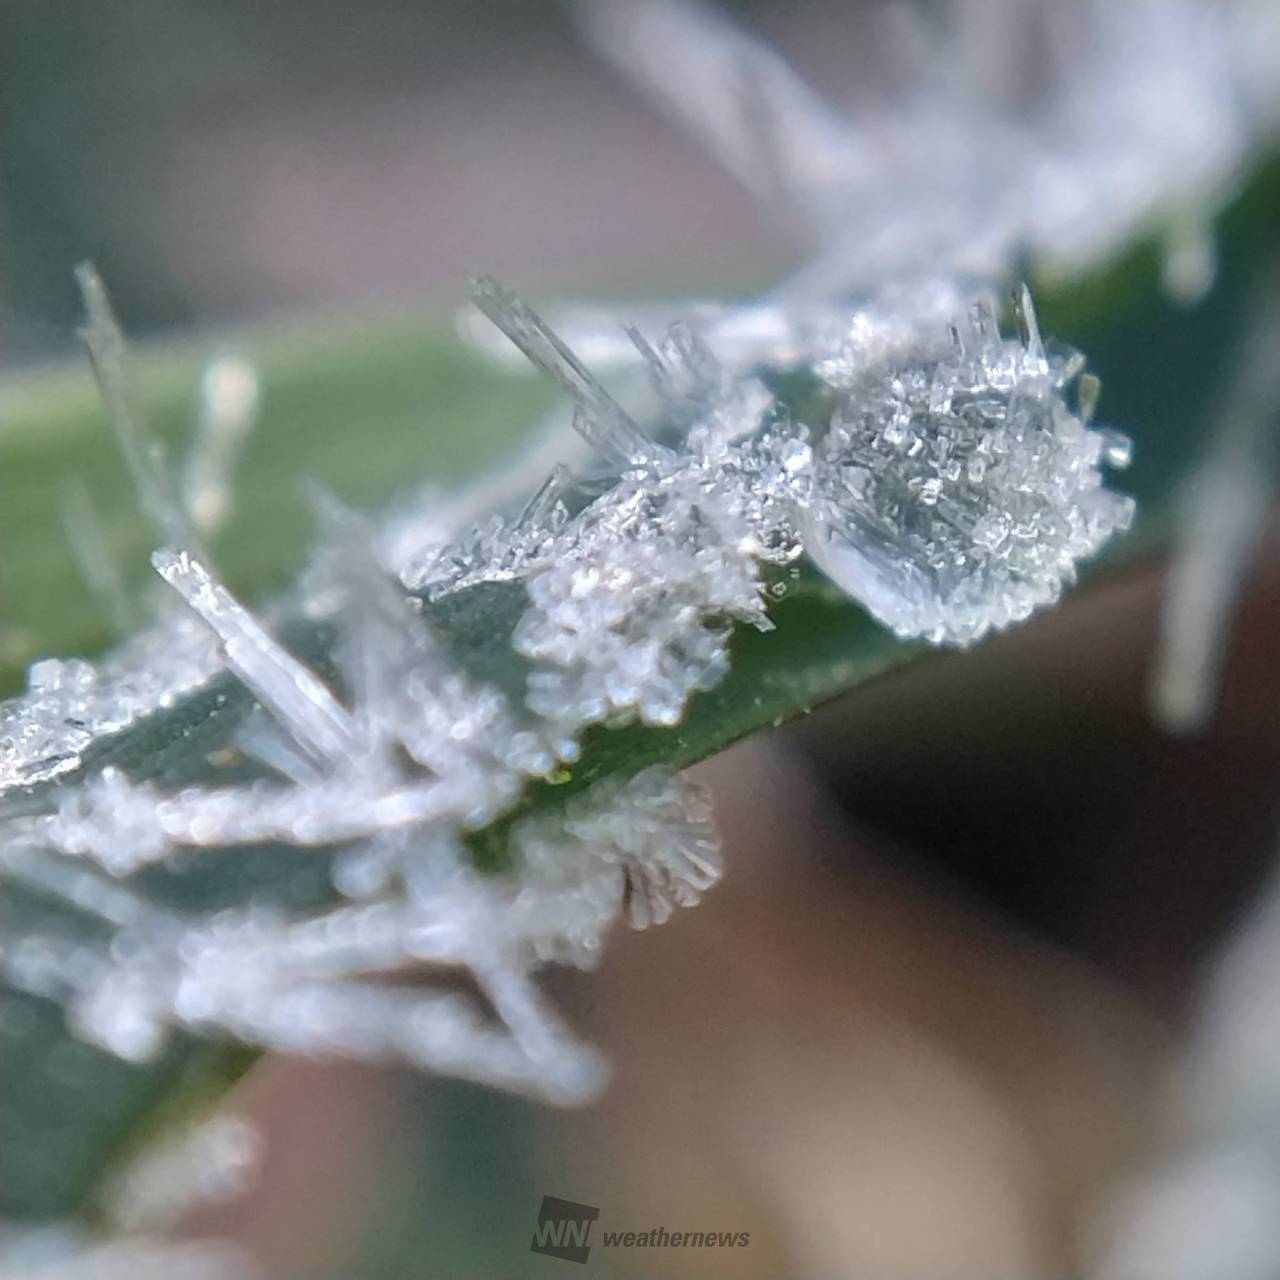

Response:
(805, 289), (1134, 644)
(1149, 276), (1280, 732)
(1, 263), (1136, 1108)
(14, 0), (1242, 1134)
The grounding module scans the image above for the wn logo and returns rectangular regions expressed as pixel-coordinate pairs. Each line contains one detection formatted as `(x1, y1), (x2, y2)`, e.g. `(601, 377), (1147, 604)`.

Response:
(530, 1194), (600, 1264)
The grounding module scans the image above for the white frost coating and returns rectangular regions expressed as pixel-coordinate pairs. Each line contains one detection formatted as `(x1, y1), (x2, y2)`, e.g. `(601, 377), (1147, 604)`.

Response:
(1, 270), (1134, 1102)
(0, 618), (219, 793)
(152, 547), (359, 770)
(805, 289), (1135, 645)
(3, 502), (720, 1097)
(20, 0), (1266, 1117)
(4, 765), (713, 1101)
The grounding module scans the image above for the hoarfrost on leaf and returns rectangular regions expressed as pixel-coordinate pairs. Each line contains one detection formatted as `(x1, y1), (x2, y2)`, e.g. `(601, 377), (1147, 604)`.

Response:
(1, 261), (1137, 1109)
(5, 0), (1207, 1138)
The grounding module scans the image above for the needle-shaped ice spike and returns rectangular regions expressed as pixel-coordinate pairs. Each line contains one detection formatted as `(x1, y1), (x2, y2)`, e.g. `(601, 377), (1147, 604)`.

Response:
(578, 0), (864, 223)
(76, 264), (204, 558)
(1150, 276), (1280, 733)
(182, 356), (260, 538)
(152, 547), (358, 768)
(470, 274), (663, 468)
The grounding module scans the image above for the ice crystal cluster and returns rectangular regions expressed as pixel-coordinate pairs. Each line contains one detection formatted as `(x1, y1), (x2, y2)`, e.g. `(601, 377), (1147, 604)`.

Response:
(0, 267), (1131, 1107)
(806, 288), (1134, 644)
(2, 0), (1276, 1178)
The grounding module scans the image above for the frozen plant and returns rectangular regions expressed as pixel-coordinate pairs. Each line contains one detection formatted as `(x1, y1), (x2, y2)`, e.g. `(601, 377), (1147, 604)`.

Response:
(0, 263), (1132, 1110)
(9, 6), (1276, 1253)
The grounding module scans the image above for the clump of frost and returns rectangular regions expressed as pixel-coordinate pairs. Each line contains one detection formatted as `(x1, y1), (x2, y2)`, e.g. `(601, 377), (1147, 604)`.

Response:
(0, 272), (740, 1108)
(2, 515), (721, 1100)
(0, 261), (1136, 1106)
(16, 0), (1256, 1125)
(805, 288), (1135, 644)
(462, 275), (1132, 657)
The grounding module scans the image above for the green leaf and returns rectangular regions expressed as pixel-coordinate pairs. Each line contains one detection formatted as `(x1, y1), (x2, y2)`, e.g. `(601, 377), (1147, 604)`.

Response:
(2, 150), (1278, 1222)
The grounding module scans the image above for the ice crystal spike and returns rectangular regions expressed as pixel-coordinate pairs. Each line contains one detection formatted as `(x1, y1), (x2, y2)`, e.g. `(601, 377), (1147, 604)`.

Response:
(470, 274), (662, 467)
(804, 290), (1135, 645)
(103, 1114), (258, 1235)
(579, 0), (859, 223)
(1150, 275), (1280, 733)
(76, 264), (203, 557)
(152, 547), (358, 768)
(182, 356), (260, 537)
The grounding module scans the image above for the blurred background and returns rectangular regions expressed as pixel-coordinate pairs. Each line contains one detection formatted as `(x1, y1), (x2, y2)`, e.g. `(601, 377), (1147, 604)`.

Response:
(0, 0), (815, 359)
(3, 2), (1280, 1277)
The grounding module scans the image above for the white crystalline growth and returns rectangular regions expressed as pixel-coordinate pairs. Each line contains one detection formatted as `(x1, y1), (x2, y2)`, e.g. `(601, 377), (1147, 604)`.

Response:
(0, 614), (223, 794)
(6, 766), (716, 1102)
(465, 275), (811, 734)
(516, 766), (721, 949)
(515, 474), (769, 730)
(2, 520), (722, 1102)
(463, 277), (1131, 660)
(804, 290), (1135, 645)
(1, 265), (1135, 1115)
